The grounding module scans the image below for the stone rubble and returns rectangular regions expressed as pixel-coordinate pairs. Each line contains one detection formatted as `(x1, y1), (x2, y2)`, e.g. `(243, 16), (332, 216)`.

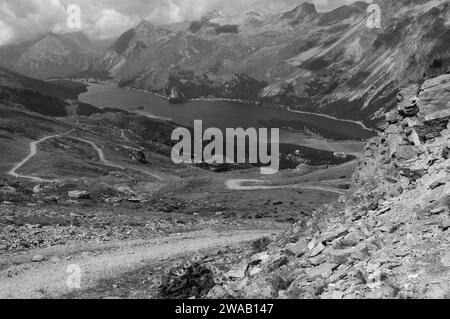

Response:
(209, 75), (450, 299)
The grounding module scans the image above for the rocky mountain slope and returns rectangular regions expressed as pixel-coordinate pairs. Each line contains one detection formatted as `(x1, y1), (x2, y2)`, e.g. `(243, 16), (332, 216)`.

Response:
(207, 73), (450, 299)
(0, 32), (109, 80)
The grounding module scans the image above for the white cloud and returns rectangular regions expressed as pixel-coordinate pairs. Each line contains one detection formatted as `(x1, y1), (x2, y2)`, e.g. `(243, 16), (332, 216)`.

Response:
(0, 0), (67, 43)
(93, 8), (136, 39)
(0, 19), (13, 45)
(0, 0), (369, 44)
(167, 0), (182, 23)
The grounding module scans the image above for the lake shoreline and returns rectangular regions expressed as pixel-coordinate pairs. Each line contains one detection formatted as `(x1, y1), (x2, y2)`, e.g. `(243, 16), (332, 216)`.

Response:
(123, 85), (376, 134)
(57, 79), (377, 134)
(78, 82), (372, 152)
(74, 80), (375, 135)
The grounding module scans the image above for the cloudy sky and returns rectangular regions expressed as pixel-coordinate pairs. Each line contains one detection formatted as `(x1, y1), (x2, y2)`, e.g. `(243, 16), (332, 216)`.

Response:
(0, 0), (367, 45)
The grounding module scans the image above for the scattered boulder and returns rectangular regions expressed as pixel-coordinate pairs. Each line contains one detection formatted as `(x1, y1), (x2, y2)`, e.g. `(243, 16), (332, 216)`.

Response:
(127, 197), (144, 203)
(32, 254), (45, 262)
(104, 197), (122, 203)
(116, 186), (136, 196)
(68, 190), (90, 200)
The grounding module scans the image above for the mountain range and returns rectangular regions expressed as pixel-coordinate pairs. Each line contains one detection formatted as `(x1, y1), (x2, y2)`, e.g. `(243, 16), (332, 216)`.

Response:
(0, 0), (448, 126)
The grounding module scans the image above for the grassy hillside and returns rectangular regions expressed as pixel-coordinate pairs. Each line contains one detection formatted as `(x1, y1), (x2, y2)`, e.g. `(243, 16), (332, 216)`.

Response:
(0, 67), (88, 100)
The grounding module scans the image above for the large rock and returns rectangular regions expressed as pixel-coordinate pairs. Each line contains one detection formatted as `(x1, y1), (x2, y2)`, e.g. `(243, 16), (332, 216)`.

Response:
(394, 145), (421, 161)
(397, 85), (420, 117)
(241, 278), (277, 299)
(417, 74), (450, 121)
(285, 238), (308, 256)
(308, 242), (326, 257)
(32, 254), (45, 262)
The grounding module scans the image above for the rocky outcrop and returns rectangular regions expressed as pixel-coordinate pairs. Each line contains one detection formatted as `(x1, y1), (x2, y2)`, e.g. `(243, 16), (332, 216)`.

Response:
(164, 67), (267, 102)
(0, 33), (102, 79)
(259, 82), (310, 108)
(164, 67), (213, 101)
(216, 74), (267, 101)
(168, 87), (188, 104)
(281, 2), (318, 23)
(209, 75), (450, 299)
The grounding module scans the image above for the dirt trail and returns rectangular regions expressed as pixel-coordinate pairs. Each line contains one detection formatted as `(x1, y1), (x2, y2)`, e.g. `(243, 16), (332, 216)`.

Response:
(225, 179), (346, 194)
(7, 131), (164, 183)
(225, 160), (357, 193)
(7, 130), (74, 183)
(0, 229), (280, 299)
(68, 136), (125, 170)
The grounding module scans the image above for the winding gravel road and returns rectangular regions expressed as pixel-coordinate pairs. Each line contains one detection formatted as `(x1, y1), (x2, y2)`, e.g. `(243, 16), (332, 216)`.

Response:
(7, 130), (164, 183)
(0, 229), (281, 299)
(7, 130), (75, 183)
